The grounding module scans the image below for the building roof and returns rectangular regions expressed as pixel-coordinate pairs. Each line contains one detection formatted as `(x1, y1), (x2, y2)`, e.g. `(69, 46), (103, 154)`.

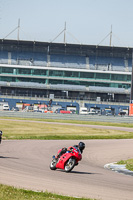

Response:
(0, 39), (132, 58)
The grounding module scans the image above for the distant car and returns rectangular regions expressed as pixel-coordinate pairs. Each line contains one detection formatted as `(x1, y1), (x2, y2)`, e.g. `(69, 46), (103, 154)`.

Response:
(105, 111), (112, 116)
(60, 110), (71, 114)
(118, 111), (126, 116)
(44, 110), (53, 113)
(88, 110), (96, 115)
(79, 107), (88, 115)
(3, 105), (10, 110)
(55, 108), (72, 114)
(34, 109), (42, 113)
(70, 110), (76, 114)
(12, 107), (19, 111)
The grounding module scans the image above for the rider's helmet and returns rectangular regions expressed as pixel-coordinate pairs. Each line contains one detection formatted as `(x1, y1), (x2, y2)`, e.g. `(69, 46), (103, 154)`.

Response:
(78, 142), (85, 151)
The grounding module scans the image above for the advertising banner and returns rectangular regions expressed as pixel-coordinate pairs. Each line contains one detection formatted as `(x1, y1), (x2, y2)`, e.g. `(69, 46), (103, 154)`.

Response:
(129, 103), (133, 116)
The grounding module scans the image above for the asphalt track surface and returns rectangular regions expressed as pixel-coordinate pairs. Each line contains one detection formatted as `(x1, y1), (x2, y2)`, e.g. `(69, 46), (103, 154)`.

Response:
(0, 138), (133, 200)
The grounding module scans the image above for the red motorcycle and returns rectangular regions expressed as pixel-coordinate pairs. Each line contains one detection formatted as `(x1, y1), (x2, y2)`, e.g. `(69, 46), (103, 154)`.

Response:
(50, 146), (82, 172)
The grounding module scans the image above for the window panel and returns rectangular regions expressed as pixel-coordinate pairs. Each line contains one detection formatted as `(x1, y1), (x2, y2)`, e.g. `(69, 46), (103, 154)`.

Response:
(18, 68), (31, 75)
(32, 69), (46, 76)
(111, 74), (126, 81)
(49, 70), (63, 77)
(64, 71), (79, 78)
(80, 72), (94, 78)
(49, 79), (63, 84)
(127, 75), (131, 81)
(0, 76), (15, 81)
(96, 73), (110, 79)
(1, 67), (13, 74)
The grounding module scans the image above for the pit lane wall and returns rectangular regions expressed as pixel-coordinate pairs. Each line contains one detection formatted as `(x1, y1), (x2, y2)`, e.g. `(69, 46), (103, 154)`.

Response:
(0, 96), (130, 116)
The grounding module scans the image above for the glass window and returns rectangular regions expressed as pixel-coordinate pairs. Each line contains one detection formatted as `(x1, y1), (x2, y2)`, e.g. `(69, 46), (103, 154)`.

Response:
(0, 76), (15, 81)
(80, 81), (95, 86)
(64, 71), (72, 77)
(111, 74), (126, 81)
(30, 78), (45, 83)
(64, 80), (80, 85)
(64, 71), (79, 78)
(17, 77), (45, 84)
(118, 84), (122, 88)
(49, 70), (63, 77)
(1, 67), (13, 74)
(127, 75), (131, 81)
(32, 69), (46, 76)
(110, 83), (118, 87)
(49, 79), (63, 84)
(18, 68), (31, 75)
(95, 82), (109, 87)
(95, 73), (110, 80)
(110, 83), (130, 89)
(80, 72), (94, 78)
(71, 72), (79, 77)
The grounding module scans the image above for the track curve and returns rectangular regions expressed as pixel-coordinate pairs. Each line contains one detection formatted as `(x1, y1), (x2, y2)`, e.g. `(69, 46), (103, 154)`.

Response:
(0, 139), (133, 200)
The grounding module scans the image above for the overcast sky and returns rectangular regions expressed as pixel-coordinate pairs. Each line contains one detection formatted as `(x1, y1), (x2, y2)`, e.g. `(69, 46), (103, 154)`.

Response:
(0, 0), (133, 47)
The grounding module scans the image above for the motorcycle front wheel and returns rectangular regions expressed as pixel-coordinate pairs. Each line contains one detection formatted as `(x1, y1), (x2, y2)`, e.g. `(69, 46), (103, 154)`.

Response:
(50, 159), (57, 170)
(64, 157), (76, 172)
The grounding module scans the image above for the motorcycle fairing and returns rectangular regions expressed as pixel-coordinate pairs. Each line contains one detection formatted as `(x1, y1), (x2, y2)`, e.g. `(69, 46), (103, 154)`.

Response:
(56, 147), (82, 170)
(56, 152), (73, 169)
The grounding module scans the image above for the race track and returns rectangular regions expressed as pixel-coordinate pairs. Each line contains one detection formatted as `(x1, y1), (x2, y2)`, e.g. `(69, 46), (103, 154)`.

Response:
(0, 139), (133, 200)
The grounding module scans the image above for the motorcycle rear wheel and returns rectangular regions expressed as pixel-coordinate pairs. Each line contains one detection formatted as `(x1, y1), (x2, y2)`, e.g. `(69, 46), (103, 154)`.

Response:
(64, 157), (76, 172)
(50, 159), (57, 170)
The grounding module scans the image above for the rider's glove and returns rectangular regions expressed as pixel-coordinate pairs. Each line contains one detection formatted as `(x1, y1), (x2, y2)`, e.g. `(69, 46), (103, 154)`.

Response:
(62, 147), (67, 153)
(67, 147), (73, 152)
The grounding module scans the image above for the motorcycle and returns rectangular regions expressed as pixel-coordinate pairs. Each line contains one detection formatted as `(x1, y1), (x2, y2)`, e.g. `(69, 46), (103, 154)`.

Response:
(50, 146), (82, 172)
(0, 130), (2, 144)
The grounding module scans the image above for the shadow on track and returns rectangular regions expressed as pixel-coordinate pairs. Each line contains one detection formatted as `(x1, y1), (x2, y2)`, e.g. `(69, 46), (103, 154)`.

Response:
(70, 170), (99, 175)
(57, 169), (99, 175)
(0, 156), (19, 159)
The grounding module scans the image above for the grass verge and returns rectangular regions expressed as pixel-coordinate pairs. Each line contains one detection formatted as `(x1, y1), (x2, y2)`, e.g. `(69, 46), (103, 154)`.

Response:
(117, 159), (133, 171)
(0, 184), (95, 200)
(1, 116), (133, 127)
(0, 118), (133, 140)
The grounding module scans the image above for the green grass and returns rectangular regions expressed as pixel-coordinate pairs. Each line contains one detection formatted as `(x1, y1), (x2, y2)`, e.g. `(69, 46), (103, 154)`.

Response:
(0, 117), (133, 140)
(0, 184), (95, 200)
(117, 159), (133, 171)
(1, 116), (133, 127)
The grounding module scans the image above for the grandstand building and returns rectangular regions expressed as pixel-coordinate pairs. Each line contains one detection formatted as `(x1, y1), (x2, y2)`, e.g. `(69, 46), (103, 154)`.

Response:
(0, 39), (132, 103)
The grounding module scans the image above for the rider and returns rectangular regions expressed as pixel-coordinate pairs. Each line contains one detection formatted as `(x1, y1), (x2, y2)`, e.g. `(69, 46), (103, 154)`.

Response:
(0, 130), (2, 144)
(56, 141), (85, 159)
(73, 142), (85, 154)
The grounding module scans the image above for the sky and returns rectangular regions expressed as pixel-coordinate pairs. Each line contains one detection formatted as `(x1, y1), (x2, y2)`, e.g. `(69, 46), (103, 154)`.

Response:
(0, 0), (133, 47)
